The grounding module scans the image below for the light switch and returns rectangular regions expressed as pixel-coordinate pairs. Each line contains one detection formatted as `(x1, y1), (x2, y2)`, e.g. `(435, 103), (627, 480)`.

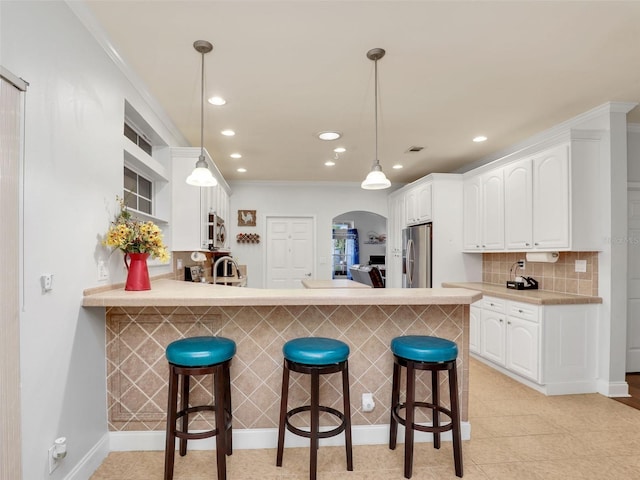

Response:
(575, 259), (587, 273)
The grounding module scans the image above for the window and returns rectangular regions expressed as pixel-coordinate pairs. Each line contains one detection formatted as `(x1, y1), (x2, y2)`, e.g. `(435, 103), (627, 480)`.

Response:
(123, 166), (153, 215)
(124, 121), (152, 155)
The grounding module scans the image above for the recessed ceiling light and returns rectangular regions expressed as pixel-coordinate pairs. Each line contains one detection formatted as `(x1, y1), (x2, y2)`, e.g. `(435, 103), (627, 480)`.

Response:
(221, 129), (235, 136)
(318, 131), (341, 141)
(473, 135), (487, 143)
(208, 96), (226, 106)
(324, 160), (336, 166)
(230, 153), (242, 159)
(237, 167), (246, 173)
(334, 147), (346, 153)
(392, 164), (403, 169)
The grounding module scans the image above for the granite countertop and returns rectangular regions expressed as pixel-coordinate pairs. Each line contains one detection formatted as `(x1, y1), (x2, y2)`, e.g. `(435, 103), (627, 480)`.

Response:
(442, 282), (602, 305)
(83, 279), (482, 307)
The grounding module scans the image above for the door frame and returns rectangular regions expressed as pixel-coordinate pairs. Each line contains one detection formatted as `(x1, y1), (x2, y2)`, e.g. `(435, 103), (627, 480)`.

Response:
(263, 214), (316, 288)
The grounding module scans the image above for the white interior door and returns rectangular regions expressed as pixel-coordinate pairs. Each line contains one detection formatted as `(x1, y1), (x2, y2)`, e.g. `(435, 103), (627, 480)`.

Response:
(627, 189), (640, 372)
(266, 216), (314, 288)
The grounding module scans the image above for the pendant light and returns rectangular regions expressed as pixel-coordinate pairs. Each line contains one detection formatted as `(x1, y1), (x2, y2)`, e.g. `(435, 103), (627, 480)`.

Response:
(186, 40), (218, 187)
(361, 48), (391, 190)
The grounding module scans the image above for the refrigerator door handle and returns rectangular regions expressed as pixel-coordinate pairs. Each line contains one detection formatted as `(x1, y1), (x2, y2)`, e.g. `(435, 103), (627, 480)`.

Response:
(406, 238), (415, 287)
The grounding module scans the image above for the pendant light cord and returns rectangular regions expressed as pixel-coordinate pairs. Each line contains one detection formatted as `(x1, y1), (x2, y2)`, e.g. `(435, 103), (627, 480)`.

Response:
(200, 51), (205, 158)
(374, 57), (379, 166)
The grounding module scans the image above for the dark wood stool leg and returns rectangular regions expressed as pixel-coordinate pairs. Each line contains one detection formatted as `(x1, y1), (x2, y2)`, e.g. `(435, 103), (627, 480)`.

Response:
(432, 368), (441, 450)
(164, 365), (179, 480)
(389, 358), (401, 450)
(404, 361), (415, 479)
(224, 362), (233, 455)
(276, 361), (290, 467)
(448, 361), (463, 478)
(342, 361), (353, 471)
(310, 369), (320, 480)
(214, 365), (227, 480)
(179, 374), (190, 456)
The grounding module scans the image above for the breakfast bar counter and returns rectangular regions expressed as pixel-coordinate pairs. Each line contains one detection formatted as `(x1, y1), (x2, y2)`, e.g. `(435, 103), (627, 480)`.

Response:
(83, 280), (481, 444)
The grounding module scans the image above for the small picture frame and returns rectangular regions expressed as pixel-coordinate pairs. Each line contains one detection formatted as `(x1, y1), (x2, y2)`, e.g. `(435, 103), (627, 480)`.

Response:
(238, 209), (256, 227)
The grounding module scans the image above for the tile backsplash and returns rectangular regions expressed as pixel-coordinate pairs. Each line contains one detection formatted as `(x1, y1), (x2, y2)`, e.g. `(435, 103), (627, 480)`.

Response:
(482, 252), (599, 296)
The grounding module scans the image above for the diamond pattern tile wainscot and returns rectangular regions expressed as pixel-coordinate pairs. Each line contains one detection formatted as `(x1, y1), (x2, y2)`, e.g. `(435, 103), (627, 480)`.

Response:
(106, 304), (468, 432)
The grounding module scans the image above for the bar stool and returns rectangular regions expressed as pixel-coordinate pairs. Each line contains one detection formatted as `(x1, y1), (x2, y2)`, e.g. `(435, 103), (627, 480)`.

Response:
(276, 337), (353, 480)
(164, 336), (236, 480)
(389, 335), (463, 478)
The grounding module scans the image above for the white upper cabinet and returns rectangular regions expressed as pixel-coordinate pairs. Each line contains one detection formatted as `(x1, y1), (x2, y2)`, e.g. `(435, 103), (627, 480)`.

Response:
(481, 169), (505, 250)
(532, 144), (570, 249)
(463, 169), (504, 250)
(504, 158), (533, 249)
(464, 134), (602, 253)
(171, 147), (230, 251)
(405, 181), (432, 226)
(463, 176), (482, 250)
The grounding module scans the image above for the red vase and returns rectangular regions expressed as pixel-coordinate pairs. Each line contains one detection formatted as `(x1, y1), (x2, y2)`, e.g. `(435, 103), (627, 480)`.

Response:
(124, 252), (151, 291)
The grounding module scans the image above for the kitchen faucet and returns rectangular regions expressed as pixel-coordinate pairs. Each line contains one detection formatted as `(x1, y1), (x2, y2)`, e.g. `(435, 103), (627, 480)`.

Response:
(212, 256), (243, 285)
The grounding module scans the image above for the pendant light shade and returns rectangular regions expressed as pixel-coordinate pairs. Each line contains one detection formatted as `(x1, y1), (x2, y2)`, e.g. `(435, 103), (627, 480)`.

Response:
(361, 48), (391, 190)
(186, 40), (218, 187)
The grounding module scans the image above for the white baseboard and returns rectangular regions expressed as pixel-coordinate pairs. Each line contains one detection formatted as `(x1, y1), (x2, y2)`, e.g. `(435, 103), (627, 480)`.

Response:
(109, 423), (471, 452)
(64, 433), (110, 480)
(597, 379), (630, 397)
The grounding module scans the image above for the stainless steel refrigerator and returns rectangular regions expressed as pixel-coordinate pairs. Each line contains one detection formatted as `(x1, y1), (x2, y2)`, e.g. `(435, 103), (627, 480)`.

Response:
(402, 223), (432, 288)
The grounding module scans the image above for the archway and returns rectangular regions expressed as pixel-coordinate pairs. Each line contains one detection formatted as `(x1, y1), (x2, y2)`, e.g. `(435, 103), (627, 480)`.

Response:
(332, 211), (387, 280)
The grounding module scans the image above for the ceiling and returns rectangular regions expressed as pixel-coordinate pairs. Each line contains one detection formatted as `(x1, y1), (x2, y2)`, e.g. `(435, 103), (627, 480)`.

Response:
(83, 1), (640, 185)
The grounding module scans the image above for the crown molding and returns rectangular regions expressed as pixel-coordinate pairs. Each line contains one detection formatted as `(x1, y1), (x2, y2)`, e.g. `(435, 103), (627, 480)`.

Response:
(66, 1), (189, 147)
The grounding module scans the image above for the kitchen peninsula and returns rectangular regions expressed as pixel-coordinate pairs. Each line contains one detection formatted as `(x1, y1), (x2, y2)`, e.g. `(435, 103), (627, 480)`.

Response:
(83, 279), (481, 448)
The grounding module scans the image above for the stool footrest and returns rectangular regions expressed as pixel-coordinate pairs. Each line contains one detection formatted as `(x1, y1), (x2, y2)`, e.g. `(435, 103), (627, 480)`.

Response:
(392, 402), (454, 435)
(174, 405), (232, 441)
(285, 405), (347, 439)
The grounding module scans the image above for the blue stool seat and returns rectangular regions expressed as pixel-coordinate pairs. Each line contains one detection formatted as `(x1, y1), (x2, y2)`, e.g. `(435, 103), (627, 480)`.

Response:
(283, 337), (349, 365)
(391, 335), (457, 363)
(166, 336), (236, 367)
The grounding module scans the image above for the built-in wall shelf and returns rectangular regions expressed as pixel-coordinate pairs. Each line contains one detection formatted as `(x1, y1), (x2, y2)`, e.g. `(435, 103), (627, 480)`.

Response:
(124, 141), (169, 183)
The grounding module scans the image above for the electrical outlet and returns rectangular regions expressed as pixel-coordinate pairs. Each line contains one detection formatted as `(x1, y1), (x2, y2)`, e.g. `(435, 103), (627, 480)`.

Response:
(41, 274), (53, 292)
(575, 259), (587, 273)
(97, 260), (109, 281)
(518, 259), (525, 270)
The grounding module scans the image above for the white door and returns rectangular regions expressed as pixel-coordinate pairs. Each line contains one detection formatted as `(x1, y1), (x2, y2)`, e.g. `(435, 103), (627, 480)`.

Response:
(506, 317), (539, 382)
(266, 216), (314, 289)
(462, 176), (482, 250)
(469, 305), (481, 354)
(532, 144), (570, 249)
(480, 309), (506, 366)
(482, 169), (505, 250)
(504, 158), (533, 250)
(627, 189), (640, 371)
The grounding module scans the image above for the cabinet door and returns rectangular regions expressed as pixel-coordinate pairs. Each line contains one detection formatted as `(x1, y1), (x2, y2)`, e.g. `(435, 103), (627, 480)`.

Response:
(504, 159), (533, 249)
(469, 305), (481, 354)
(481, 169), (504, 249)
(480, 309), (506, 365)
(506, 316), (539, 382)
(532, 145), (570, 249)
(416, 182), (432, 223)
(405, 187), (418, 225)
(463, 176), (482, 250)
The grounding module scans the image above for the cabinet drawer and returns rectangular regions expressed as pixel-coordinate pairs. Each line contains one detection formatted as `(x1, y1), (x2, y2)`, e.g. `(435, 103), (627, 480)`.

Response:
(482, 296), (506, 313)
(508, 301), (539, 323)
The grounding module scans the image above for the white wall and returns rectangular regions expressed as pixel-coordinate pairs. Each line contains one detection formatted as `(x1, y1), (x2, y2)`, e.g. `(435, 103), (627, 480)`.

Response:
(1, 2), (183, 478)
(228, 182), (390, 287)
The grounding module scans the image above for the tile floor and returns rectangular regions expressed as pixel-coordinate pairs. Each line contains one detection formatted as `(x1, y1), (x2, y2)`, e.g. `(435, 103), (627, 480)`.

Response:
(91, 358), (640, 479)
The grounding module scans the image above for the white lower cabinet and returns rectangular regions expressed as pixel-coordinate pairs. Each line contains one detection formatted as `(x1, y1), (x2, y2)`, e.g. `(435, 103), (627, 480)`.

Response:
(471, 295), (597, 394)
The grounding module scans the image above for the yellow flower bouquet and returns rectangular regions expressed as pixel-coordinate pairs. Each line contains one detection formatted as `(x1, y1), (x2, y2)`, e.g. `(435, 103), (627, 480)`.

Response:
(103, 197), (170, 262)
